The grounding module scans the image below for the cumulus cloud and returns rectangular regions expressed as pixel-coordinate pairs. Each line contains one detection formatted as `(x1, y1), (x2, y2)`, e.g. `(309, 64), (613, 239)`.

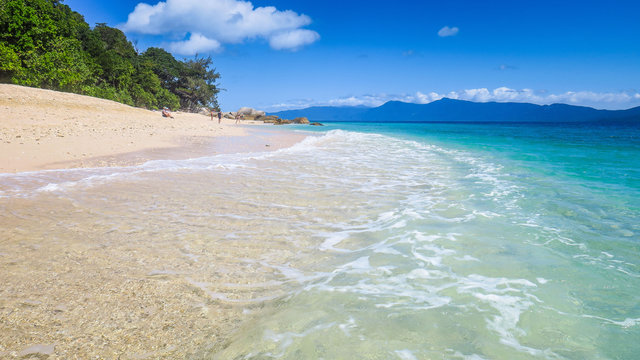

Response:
(438, 26), (459, 37)
(166, 33), (221, 55)
(269, 29), (320, 50)
(268, 88), (640, 111)
(432, 88), (640, 109)
(121, 0), (319, 53)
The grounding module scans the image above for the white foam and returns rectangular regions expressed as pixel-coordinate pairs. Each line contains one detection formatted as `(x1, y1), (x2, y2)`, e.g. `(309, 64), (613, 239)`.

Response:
(338, 316), (357, 336)
(319, 232), (350, 252)
(394, 349), (418, 360)
(456, 273), (551, 356)
(582, 315), (640, 328)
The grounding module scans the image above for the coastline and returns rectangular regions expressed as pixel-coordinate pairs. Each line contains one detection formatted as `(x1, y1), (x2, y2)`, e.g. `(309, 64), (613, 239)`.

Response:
(1, 84), (305, 173)
(0, 85), (313, 358)
(2, 87), (639, 358)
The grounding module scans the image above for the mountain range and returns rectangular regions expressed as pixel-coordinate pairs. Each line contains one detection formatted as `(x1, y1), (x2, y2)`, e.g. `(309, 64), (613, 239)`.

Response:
(269, 98), (640, 123)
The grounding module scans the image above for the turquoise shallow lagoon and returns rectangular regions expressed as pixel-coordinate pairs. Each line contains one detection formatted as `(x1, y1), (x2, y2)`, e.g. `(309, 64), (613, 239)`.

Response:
(1, 121), (638, 359)
(215, 122), (640, 359)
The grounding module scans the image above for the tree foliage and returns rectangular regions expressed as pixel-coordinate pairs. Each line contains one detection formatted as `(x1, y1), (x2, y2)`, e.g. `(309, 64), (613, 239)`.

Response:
(0, 0), (221, 111)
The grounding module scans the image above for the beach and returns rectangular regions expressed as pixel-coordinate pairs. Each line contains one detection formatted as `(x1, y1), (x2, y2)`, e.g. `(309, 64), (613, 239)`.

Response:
(1, 86), (639, 359)
(0, 85), (309, 358)
(0, 84), (302, 173)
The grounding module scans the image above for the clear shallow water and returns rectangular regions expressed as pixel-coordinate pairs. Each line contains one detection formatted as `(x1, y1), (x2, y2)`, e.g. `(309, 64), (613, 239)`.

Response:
(1, 122), (639, 359)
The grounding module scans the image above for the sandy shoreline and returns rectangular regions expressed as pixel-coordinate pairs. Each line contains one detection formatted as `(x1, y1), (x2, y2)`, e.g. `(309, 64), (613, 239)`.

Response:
(0, 85), (313, 358)
(1, 84), (304, 173)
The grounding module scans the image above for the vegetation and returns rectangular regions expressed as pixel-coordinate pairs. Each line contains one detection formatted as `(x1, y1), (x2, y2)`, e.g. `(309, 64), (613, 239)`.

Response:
(0, 0), (220, 111)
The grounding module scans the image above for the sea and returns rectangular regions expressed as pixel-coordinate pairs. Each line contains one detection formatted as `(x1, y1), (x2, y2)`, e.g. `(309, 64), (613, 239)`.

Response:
(1, 121), (639, 359)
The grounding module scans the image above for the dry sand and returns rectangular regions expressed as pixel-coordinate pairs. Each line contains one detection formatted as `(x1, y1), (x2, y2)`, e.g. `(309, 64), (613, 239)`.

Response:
(0, 84), (300, 173)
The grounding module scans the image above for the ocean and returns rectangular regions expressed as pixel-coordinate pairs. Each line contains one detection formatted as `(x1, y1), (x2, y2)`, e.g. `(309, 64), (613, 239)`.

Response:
(1, 122), (639, 359)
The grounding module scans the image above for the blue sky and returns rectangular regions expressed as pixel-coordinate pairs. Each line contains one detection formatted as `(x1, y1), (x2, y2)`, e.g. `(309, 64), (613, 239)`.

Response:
(65, 0), (640, 111)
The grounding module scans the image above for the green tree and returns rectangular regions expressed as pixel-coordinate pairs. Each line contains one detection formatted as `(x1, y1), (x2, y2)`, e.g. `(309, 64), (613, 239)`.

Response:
(0, 42), (21, 82)
(175, 55), (221, 111)
(0, 0), (221, 111)
(140, 47), (181, 92)
(89, 24), (136, 91)
(14, 37), (92, 92)
(0, 0), (94, 90)
(0, 0), (58, 52)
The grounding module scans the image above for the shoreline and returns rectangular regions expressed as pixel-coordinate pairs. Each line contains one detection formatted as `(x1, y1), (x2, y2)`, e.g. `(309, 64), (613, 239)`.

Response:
(0, 85), (315, 358)
(36, 126), (310, 172)
(1, 84), (306, 174)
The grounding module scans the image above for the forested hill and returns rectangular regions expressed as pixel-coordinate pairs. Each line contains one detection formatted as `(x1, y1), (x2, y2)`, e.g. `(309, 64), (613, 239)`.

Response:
(0, 0), (220, 111)
(271, 98), (640, 123)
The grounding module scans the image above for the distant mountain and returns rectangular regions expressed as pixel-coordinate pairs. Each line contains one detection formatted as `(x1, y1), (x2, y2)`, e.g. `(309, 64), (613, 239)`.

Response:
(270, 98), (640, 123)
(271, 106), (370, 121)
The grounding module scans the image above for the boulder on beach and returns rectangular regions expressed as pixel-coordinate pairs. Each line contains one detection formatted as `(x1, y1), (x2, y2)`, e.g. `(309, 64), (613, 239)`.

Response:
(237, 107), (266, 117)
(292, 117), (309, 124)
(310, 122), (324, 126)
(261, 115), (280, 123)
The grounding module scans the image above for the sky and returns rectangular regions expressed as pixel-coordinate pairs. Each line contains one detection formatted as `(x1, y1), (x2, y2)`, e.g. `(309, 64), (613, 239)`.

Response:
(65, 0), (640, 111)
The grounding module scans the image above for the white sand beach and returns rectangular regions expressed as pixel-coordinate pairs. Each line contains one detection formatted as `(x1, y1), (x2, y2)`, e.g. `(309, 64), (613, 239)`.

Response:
(0, 84), (302, 173)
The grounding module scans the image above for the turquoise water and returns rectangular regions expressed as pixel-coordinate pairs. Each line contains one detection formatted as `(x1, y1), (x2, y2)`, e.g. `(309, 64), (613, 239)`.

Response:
(1, 122), (638, 359)
(214, 122), (640, 359)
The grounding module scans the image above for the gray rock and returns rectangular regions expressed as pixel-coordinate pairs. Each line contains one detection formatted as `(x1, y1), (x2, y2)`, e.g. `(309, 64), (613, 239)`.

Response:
(237, 107), (266, 117)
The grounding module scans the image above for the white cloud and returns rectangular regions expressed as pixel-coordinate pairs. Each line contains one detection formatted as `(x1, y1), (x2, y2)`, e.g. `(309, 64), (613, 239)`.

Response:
(166, 33), (221, 55)
(327, 95), (387, 107)
(269, 29), (320, 50)
(438, 26), (459, 37)
(121, 0), (319, 53)
(421, 87), (640, 109)
(267, 88), (640, 111)
(414, 91), (444, 104)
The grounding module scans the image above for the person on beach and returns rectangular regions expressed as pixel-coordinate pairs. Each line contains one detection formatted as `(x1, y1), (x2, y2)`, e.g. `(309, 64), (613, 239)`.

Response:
(217, 111), (222, 124)
(235, 113), (240, 124)
(210, 109), (214, 121)
(162, 107), (174, 118)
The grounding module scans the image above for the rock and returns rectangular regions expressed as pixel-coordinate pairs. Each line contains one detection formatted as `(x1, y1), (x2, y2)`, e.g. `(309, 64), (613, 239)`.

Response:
(198, 107), (210, 116)
(237, 107), (252, 115)
(274, 119), (292, 125)
(237, 107), (266, 117)
(292, 117), (309, 124)
(223, 112), (236, 119)
(18, 344), (54, 358)
(310, 122), (324, 126)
